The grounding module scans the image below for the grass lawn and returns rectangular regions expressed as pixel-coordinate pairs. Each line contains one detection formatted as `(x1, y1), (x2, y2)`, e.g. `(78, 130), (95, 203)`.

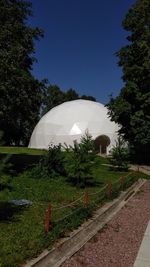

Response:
(0, 146), (46, 155)
(0, 156), (148, 267)
(0, 147), (47, 173)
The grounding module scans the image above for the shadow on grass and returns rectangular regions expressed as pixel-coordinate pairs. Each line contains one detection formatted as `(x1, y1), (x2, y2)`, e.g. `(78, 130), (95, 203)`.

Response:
(68, 180), (103, 189)
(0, 201), (25, 222)
(85, 180), (103, 187)
(0, 184), (13, 191)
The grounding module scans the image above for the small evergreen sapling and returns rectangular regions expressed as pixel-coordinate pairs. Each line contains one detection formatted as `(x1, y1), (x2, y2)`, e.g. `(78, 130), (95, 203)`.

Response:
(109, 136), (129, 171)
(65, 131), (96, 187)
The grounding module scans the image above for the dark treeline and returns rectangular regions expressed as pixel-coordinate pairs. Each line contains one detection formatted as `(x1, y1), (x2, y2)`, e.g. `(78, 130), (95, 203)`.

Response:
(107, 0), (150, 164)
(0, 0), (95, 146)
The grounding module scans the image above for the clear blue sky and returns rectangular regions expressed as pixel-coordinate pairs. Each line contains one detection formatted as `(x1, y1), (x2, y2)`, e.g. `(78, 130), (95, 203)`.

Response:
(29, 0), (136, 104)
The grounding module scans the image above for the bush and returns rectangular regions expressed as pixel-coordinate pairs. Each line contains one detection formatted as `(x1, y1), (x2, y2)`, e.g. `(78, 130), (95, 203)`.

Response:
(30, 144), (66, 179)
(0, 175), (11, 191)
(0, 154), (12, 175)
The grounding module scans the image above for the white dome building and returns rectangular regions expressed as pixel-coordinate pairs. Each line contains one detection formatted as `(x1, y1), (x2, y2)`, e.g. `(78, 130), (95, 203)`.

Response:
(29, 100), (119, 155)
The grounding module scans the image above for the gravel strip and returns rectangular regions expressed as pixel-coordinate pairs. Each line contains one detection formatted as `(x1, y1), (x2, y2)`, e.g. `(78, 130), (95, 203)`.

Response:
(61, 181), (150, 267)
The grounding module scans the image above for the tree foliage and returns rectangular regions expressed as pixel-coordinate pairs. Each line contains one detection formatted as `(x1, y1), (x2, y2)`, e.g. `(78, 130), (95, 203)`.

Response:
(40, 144), (66, 177)
(65, 131), (96, 187)
(109, 137), (129, 171)
(80, 95), (96, 101)
(65, 88), (79, 101)
(0, 131), (5, 146)
(30, 144), (66, 179)
(29, 132), (96, 186)
(0, 155), (12, 176)
(0, 0), (45, 145)
(107, 0), (150, 163)
(0, 154), (12, 190)
(41, 85), (65, 115)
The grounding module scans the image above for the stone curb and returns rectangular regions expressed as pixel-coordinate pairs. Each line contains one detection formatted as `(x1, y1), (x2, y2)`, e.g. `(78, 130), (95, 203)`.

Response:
(23, 178), (146, 267)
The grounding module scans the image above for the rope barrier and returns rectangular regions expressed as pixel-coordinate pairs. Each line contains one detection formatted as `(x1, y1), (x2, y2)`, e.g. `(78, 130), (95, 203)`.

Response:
(51, 194), (85, 211)
(124, 172), (133, 178)
(36, 174), (133, 206)
(54, 207), (84, 224)
(33, 202), (47, 207)
(88, 184), (107, 196)
(111, 177), (121, 186)
(44, 171), (137, 233)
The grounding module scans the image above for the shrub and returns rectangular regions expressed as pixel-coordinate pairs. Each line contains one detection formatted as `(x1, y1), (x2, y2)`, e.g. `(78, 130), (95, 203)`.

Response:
(30, 144), (66, 179)
(0, 175), (11, 191)
(0, 154), (12, 175)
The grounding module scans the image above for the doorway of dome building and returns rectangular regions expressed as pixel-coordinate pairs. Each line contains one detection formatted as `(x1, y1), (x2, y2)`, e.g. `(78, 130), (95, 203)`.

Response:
(94, 135), (110, 155)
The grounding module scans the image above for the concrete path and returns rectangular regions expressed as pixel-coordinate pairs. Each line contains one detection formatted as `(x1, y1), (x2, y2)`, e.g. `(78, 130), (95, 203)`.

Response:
(133, 221), (150, 267)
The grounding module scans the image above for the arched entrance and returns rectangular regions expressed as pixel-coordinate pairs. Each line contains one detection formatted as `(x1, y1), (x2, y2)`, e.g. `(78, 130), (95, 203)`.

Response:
(94, 135), (110, 155)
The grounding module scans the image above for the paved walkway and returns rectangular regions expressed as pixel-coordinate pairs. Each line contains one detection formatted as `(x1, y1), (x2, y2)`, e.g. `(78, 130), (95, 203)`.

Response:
(133, 221), (150, 267)
(61, 181), (150, 267)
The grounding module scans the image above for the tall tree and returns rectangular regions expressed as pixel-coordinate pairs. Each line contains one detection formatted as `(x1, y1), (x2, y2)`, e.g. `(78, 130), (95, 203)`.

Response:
(41, 85), (65, 115)
(0, 0), (45, 145)
(81, 95), (96, 101)
(107, 0), (150, 163)
(64, 88), (79, 101)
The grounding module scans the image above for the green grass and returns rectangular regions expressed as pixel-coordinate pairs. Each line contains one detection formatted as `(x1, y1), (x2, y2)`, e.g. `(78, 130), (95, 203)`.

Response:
(0, 156), (149, 267)
(0, 147), (47, 173)
(0, 146), (46, 155)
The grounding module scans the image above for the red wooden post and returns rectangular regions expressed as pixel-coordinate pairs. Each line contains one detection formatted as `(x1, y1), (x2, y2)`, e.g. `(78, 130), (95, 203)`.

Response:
(45, 204), (51, 233)
(122, 176), (124, 191)
(86, 191), (89, 208)
(108, 179), (111, 197)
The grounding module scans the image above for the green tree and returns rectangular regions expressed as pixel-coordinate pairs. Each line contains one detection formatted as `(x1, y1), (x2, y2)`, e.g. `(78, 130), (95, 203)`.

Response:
(65, 131), (96, 187)
(65, 88), (79, 101)
(0, 0), (45, 145)
(41, 85), (65, 115)
(81, 95), (96, 101)
(107, 0), (150, 163)
(41, 86), (79, 116)
(109, 137), (129, 171)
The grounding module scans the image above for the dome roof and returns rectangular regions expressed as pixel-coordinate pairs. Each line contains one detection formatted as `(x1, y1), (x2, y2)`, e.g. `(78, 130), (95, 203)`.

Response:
(29, 100), (119, 153)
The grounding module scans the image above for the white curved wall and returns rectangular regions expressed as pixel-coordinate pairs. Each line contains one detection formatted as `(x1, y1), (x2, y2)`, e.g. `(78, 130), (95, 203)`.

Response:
(28, 100), (119, 152)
